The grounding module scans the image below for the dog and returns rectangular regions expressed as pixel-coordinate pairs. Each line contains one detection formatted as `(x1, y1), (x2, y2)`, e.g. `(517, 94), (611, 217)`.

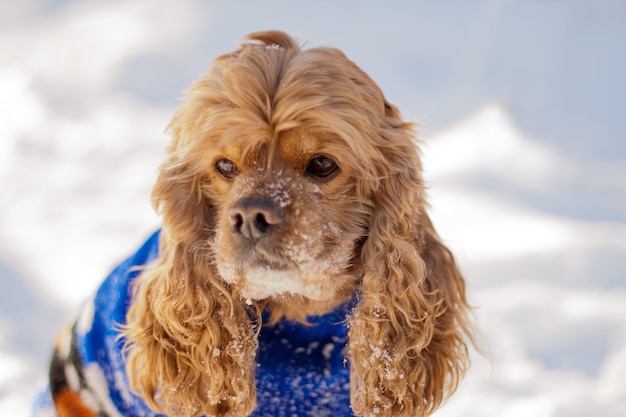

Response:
(34, 30), (474, 417)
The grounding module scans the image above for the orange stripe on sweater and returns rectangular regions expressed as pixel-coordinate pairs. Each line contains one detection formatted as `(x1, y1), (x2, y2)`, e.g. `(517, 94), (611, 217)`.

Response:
(54, 388), (98, 417)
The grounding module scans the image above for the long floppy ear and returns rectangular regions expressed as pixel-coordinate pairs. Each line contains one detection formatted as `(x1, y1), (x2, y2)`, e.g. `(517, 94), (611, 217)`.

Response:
(122, 157), (258, 417)
(349, 103), (473, 417)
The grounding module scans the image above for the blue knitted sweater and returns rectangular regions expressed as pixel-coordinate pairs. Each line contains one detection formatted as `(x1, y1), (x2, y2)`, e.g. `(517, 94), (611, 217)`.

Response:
(34, 231), (356, 417)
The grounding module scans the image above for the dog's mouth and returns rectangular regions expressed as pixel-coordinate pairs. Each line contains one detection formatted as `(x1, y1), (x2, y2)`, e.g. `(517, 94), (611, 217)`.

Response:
(239, 266), (326, 301)
(215, 239), (352, 301)
(216, 257), (328, 301)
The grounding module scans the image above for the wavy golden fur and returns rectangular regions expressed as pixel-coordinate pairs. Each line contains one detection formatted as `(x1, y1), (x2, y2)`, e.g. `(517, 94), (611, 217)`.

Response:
(122, 30), (474, 417)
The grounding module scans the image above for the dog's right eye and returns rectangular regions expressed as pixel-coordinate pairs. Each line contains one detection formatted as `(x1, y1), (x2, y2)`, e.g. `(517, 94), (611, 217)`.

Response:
(306, 155), (339, 180)
(215, 158), (239, 179)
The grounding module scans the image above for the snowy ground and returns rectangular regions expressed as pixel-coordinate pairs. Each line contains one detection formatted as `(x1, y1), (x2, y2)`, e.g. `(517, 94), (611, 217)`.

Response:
(1, 1), (625, 416)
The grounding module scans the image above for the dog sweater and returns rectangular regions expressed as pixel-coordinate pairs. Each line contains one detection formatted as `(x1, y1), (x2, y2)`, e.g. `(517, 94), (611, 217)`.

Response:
(33, 231), (356, 417)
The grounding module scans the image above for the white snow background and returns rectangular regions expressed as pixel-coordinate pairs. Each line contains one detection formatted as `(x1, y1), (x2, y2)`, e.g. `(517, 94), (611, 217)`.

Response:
(1, 1), (625, 416)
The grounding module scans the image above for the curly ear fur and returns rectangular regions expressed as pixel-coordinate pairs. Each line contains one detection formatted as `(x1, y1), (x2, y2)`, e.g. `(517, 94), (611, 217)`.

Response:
(122, 159), (260, 417)
(349, 104), (473, 417)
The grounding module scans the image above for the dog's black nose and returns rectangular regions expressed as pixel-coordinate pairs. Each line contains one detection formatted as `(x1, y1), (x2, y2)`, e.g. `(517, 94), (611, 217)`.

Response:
(229, 197), (283, 240)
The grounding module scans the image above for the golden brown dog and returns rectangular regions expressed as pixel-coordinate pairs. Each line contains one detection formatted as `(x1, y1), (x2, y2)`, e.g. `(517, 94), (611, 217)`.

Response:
(40, 30), (474, 417)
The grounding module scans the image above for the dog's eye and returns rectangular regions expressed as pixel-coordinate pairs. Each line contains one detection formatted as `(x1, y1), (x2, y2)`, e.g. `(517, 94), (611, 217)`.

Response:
(306, 155), (339, 179)
(215, 158), (239, 179)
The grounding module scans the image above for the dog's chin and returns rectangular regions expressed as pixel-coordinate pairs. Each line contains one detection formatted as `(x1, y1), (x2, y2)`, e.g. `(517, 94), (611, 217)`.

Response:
(217, 261), (333, 301)
(238, 268), (327, 301)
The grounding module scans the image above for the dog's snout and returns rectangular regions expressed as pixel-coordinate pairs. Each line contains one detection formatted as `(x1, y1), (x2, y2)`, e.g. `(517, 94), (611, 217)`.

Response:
(229, 197), (283, 240)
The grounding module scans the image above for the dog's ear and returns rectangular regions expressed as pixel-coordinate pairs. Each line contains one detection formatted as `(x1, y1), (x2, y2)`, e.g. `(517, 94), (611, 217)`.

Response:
(348, 103), (473, 416)
(122, 157), (259, 417)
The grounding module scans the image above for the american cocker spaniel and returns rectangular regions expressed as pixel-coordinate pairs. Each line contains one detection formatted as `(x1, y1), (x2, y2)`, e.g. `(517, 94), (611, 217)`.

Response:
(35, 31), (474, 417)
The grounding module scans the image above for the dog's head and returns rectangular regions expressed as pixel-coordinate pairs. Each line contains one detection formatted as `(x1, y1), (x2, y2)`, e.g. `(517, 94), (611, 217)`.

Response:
(124, 31), (473, 417)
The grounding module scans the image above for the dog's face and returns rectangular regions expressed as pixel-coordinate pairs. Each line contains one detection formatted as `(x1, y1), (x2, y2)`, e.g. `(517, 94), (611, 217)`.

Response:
(162, 41), (397, 306)
(210, 126), (364, 302)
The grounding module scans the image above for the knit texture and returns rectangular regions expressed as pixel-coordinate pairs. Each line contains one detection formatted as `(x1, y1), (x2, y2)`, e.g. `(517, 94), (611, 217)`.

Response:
(33, 231), (356, 417)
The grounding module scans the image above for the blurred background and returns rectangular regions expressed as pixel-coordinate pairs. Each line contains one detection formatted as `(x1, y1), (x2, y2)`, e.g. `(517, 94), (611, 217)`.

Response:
(1, 1), (625, 416)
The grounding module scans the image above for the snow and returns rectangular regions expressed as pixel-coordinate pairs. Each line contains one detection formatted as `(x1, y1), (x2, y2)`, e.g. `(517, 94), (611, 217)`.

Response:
(238, 268), (325, 300)
(1, 1), (625, 416)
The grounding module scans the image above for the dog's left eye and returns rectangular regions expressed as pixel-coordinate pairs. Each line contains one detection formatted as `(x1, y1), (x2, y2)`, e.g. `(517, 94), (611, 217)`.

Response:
(215, 158), (239, 179)
(306, 155), (339, 179)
